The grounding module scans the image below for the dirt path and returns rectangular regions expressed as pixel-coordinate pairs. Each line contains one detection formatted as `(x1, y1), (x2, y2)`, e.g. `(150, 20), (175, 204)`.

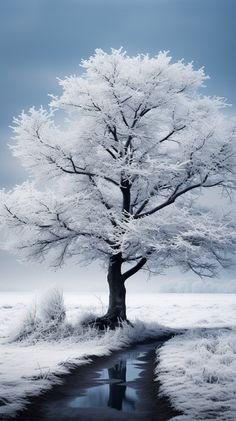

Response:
(15, 336), (181, 421)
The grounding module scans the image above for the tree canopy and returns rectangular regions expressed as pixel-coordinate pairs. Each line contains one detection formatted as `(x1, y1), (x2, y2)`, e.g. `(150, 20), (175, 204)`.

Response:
(1, 48), (236, 278)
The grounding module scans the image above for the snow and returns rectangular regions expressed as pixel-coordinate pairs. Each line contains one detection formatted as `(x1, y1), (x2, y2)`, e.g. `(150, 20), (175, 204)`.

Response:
(0, 292), (236, 418)
(156, 328), (236, 421)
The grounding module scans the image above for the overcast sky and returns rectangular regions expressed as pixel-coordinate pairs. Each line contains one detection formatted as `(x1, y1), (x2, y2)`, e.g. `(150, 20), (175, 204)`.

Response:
(0, 0), (236, 292)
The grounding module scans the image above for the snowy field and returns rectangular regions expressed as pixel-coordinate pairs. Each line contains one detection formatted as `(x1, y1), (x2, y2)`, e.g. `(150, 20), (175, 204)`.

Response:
(0, 291), (235, 419)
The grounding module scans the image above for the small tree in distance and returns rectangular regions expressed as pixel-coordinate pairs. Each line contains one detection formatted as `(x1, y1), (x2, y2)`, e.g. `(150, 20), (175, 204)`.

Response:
(1, 49), (235, 328)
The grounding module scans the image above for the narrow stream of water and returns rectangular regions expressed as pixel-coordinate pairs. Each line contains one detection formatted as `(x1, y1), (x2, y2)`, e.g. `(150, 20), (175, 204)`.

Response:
(67, 348), (145, 413)
(17, 338), (178, 421)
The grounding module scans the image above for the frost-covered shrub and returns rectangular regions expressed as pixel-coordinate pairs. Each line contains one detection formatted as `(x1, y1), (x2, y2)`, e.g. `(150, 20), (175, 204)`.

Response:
(11, 288), (68, 342)
(39, 287), (66, 324)
(11, 302), (39, 341)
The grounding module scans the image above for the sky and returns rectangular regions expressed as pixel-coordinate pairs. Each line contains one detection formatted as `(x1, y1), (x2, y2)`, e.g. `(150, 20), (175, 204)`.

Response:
(0, 0), (236, 292)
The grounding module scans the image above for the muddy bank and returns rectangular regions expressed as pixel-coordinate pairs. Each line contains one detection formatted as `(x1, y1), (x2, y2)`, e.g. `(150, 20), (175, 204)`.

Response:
(15, 336), (181, 421)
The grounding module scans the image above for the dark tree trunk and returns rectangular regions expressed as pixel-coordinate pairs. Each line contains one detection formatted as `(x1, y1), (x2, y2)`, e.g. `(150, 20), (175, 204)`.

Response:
(106, 253), (127, 321)
(88, 253), (128, 329)
(86, 253), (147, 330)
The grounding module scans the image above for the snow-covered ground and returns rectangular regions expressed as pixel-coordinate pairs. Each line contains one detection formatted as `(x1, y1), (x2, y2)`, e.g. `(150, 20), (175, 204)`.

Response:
(0, 291), (235, 419)
(156, 328), (236, 421)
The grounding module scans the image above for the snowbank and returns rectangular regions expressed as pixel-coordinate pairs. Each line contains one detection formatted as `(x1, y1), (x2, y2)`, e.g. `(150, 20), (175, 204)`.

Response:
(156, 328), (236, 421)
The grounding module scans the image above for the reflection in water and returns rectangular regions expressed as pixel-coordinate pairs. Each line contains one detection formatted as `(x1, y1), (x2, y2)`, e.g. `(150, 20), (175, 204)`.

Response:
(108, 360), (135, 412)
(69, 357), (137, 412)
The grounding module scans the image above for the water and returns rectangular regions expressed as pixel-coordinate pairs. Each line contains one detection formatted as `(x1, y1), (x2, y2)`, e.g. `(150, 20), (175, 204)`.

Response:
(68, 350), (145, 413)
(17, 339), (176, 420)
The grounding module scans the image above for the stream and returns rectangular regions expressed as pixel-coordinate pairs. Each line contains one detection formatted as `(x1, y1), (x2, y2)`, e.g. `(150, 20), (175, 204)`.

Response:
(16, 337), (180, 421)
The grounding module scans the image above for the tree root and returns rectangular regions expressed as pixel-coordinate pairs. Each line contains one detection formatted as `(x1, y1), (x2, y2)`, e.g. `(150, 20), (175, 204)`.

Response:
(84, 314), (133, 330)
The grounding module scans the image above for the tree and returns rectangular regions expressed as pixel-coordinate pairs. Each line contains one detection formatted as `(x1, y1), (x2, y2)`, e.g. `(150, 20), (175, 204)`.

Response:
(0, 49), (236, 328)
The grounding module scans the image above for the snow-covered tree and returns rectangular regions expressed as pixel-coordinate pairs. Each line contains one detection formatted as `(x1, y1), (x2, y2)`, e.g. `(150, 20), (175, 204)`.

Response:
(1, 49), (236, 327)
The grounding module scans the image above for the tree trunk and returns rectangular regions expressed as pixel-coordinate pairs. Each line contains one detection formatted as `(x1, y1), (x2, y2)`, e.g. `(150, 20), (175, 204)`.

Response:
(86, 253), (147, 330)
(88, 253), (127, 329)
(106, 253), (127, 321)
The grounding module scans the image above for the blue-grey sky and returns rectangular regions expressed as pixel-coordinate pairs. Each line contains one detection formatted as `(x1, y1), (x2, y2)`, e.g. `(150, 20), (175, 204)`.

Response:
(0, 0), (236, 291)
